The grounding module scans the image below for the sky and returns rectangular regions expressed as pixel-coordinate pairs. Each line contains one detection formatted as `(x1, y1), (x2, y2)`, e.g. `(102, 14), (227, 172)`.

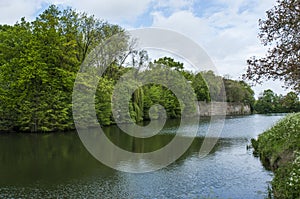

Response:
(0, 0), (291, 97)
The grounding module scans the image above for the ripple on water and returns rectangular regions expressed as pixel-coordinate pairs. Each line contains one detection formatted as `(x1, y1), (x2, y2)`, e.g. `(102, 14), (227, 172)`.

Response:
(0, 114), (282, 198)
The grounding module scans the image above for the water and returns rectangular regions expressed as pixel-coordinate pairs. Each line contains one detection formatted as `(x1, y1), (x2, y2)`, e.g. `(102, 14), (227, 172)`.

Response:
(0, 114), (285, 198)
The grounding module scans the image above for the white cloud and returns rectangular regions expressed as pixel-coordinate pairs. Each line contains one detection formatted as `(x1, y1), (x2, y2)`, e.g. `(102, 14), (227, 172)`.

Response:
(252, 80), (292, 98)
(151, 1), (274, 72)
(153, 0), (194, 11)
(0, 0), (290, 95)
(0, 0), (43, 24)
(0, 0), (153, 25)
(150, 0), (288, 95)
(65, 0), (152, 24)
(152, 11), (214, 44)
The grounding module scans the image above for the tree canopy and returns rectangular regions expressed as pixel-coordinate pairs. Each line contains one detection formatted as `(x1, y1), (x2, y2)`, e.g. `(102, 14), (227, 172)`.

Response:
(243, 0), (300, 92)
(0, 5), (259, 132)
(0, 5), (123, 131)
(254, 89), (300, 113)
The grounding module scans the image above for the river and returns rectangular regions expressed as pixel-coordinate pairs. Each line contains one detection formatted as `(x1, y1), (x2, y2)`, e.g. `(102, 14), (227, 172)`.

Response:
(0, 114), (285, 198)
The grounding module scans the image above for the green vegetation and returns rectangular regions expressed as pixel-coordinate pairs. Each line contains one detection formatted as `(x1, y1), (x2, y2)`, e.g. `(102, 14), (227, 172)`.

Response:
(252, 113), (300, 198)
(0, 5), (256, 132)
(223, 78), (255, 109)
(0, 5), (123, 132)
(254, 89), (300, 114)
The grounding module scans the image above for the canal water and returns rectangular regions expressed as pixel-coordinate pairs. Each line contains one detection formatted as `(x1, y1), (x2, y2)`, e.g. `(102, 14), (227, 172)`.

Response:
(0, 114), (284, 198)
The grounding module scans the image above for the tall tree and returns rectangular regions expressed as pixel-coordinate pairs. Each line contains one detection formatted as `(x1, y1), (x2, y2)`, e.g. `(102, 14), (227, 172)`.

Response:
(243, 0), (300, 92)
(223, 79), (255, 107)
(255, 89), (278, 113)
(200, 71), (225, 102)
(15, 5), (79, 131)
(0, 19), (32, 130)
(0, 5), (125, 132)
(154, 57), (184, 72)
(192, 73), (211, 102)
(282, 91), (300, 112)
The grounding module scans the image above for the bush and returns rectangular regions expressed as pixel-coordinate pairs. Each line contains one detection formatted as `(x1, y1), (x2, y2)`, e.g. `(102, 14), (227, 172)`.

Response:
(252, 113), (300, 198)
(272, 152), (300, 199)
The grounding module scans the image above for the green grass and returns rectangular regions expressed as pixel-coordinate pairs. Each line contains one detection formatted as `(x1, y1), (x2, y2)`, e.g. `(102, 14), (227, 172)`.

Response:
(251, 113), (300, 199)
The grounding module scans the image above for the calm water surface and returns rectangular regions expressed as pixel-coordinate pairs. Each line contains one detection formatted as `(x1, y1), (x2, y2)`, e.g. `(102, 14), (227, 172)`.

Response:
(0, 114), (285, 198)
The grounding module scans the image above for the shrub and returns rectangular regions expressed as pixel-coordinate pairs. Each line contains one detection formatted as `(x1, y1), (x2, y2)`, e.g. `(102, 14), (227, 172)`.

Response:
(252, 113), (300, 198)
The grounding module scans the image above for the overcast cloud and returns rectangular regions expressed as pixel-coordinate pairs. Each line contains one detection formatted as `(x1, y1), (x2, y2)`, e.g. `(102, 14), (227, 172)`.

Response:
(0, 0), (290, 96)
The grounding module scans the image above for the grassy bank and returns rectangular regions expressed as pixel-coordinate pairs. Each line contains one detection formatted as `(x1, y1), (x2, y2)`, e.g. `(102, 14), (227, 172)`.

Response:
(251, 113), (300, 198)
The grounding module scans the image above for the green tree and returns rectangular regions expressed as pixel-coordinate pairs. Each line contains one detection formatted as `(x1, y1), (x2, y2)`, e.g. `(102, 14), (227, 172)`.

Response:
(0, 5), (125, 132)
(95, 78), (115, 125)
(255, 90), (299, 114)
(143, 58), (197, 120)
(143, 85), (163, 120)
(200, 71), (225, 102)
(154, 57), (184, 72)
(192, 73), (210, 101)
(223, 79), (255, 109)
(255, 89), (278, 113)
(0, 19), (33, 130)
(282, 92), (300, 112)
(15, 5), (79, 131)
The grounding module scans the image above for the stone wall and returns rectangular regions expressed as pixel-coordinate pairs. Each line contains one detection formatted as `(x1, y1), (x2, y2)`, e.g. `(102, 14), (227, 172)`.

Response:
(197, 102), (251, 116)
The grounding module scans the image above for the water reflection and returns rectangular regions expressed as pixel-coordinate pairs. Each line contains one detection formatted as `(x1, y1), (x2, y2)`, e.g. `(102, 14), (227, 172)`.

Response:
(0, 114), (284, 198)
(0, 133), (114, 185)
(0, 131), (225, 185)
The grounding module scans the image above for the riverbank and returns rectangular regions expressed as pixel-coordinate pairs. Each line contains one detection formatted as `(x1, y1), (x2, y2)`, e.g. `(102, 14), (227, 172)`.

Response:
(251, 112), (300, 199)
(0, 102), (252, 133)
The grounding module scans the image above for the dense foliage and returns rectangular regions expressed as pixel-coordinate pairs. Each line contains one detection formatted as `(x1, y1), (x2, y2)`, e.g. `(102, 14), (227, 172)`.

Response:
(244, 0), (300, 92)
(0, 5), (256, 132)
(254, 89), (300, 114)
(0, 5), (123, 132)
(252, 113), (300, 199)
(223, 78), (255, 109)
(198, 71), (256, 107)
